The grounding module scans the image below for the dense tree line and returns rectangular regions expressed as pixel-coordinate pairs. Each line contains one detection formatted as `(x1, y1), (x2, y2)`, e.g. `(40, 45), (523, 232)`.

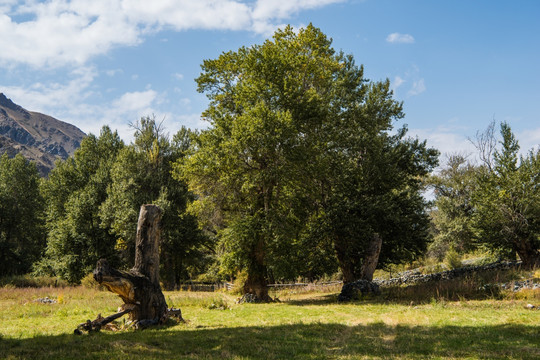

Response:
(0, 26), (537, 298)
(0, 153), (45, 276)
(1, 120), (207, 286)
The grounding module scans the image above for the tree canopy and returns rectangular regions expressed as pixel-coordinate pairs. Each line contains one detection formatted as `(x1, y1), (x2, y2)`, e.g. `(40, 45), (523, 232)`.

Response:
(175, 24), (438, 300)
(472, 123), (540, 267)
(430, 122), (540, 268)
(99, 117), (208, 288)
(37, 126), (124, 283)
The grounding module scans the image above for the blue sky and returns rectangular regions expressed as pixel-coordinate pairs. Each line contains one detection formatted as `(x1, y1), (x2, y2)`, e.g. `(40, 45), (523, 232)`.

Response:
(1, 0), (539, 159)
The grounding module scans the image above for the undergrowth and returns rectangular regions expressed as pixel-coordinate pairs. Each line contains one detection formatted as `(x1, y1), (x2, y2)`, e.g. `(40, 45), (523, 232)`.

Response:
(0, 274), (68, 288)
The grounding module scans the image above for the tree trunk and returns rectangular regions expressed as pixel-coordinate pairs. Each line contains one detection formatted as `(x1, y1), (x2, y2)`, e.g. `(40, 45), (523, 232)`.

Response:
(241, 238), (272, 302)
(93, 204), (168, 326)
(335, 233), (382, 284)
(359, 233), (382, 282)
(336, 233), (383, 302)
(514, 237), (540, 269)
(334, 236), (356, 284)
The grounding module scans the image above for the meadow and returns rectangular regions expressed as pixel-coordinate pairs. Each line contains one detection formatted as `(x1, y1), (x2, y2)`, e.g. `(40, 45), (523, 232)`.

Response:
(1, 278), (540, 360)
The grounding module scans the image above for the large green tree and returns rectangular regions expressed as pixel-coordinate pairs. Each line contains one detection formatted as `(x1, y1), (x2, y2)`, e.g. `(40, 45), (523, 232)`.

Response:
(0, 154), (45, 276)
(37, 126), (124, 283)
(428, 154), (478, 259)
(177, 25), (437, 300)
(472, 123), (540, 267)
(324, 125), (438, 283)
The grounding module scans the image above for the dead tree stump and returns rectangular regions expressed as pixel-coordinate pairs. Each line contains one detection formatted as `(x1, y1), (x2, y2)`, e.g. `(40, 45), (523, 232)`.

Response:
(90, 204), (172, 329)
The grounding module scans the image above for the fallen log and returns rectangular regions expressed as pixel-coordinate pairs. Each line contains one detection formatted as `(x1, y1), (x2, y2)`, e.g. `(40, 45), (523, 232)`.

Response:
(74, 308), (133, 334)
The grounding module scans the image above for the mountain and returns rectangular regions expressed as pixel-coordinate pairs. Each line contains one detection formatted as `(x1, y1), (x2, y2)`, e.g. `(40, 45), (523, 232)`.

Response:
(0, 93), (86, 176)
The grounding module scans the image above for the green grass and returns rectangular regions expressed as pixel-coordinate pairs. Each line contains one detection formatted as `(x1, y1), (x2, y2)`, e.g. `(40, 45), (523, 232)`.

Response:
(1, 286), (540, 359)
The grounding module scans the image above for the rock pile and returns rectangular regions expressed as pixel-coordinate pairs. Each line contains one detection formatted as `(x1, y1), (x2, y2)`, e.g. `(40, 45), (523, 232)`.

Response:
(374, 261), (522, 287)
(35, 297), (57, 304)
(500, 279), (540, 292)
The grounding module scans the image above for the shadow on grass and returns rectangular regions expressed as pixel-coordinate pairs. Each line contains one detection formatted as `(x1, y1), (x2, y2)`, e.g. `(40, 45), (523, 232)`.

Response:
(280, 276), (506, 307)
(281, 294), (338, 306)
(2, 322), (539, 360)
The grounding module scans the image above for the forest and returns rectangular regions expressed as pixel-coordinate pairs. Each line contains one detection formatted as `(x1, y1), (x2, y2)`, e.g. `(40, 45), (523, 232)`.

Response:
(1, 25), (539, 302)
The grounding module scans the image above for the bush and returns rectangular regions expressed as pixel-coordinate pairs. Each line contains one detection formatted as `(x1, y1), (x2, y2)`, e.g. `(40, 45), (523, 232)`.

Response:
(444, 247), (462, 270)
(0, 274), (68, 288)
(230, 271), (248, 295)
(80, 272), (105, 290)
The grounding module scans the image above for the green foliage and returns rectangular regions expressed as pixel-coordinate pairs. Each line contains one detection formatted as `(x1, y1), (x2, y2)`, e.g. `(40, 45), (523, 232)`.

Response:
(428, 154), (478, 259)
(100, 117), (209, 288)
(431, 122), (540, 268)
(0, 274), (68, 288)
(0, 153), (45, 276)
(444, 247), (462, 270)
(176, 24), (438, 296)
(80, 272), (104, 290)
(327, 134), (438, 281)
(177, 25), (347, 295)
(36, 126), (124, 283)
(472, 123), (540, 267)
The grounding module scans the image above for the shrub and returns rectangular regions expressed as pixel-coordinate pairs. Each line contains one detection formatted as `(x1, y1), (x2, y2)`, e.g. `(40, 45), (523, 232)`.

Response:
(0, 274), (68, 288)
(444, 247), (462, 270)
(80, 272), (105, 290)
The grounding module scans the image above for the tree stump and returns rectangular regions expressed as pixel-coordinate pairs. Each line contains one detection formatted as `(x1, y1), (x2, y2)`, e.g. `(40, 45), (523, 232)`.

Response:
(90, 205), (171, 329)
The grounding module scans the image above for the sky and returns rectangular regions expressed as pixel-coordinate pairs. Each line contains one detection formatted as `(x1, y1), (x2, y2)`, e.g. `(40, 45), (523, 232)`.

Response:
(1, 0), (539, 161)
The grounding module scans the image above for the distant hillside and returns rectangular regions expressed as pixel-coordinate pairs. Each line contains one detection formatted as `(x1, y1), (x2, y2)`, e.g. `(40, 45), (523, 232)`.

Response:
(0, 93), (86, 176)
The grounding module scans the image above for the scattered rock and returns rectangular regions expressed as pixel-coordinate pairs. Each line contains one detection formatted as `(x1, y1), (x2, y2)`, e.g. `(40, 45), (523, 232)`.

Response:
(35, 297), (57, 304)
(500, 279), (540, 292)
(236, 293), (259, 304)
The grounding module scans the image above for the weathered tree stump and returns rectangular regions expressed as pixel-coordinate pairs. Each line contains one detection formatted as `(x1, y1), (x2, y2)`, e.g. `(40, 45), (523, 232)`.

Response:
(76, 204), (182, 333)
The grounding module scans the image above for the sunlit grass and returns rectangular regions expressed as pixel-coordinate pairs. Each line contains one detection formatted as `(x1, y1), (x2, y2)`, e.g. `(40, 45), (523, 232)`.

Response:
(1, 284), (540, 359)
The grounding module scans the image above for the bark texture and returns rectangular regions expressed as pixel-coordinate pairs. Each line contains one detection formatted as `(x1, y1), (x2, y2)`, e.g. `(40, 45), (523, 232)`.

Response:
(241, 238), (272, 302)
(93, 204), (168, 326)
(335, 233), (383, 284)
(359, 233), (382, 282)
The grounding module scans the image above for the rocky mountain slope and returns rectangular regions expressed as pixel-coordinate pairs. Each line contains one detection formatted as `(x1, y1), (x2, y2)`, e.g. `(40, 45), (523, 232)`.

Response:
(0, 93), (85, 176)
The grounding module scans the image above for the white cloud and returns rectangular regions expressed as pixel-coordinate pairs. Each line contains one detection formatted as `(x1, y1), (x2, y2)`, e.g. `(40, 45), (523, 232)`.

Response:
(112, 90), (157, 114)
(252, 0), (345, 35)
(0, 0), (346, 68)
(173, 73), (184, 81)
(0, 0), (141, 68)
(386, 32), (415, 44)
(106, 69), (123, 77)
(391, 76), (405, 92)
(408, 126), (477, 168)
(1, 67), (97, 112)
(408, 78), (426, 96)
(122, 0), (252, 32)
(518, 127), (540, 153)
(410, 125), (540, 171)
(1, 71), (170, 141)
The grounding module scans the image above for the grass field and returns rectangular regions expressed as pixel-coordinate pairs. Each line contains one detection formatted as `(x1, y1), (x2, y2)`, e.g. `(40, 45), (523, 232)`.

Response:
(1, 284), (540, 360)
